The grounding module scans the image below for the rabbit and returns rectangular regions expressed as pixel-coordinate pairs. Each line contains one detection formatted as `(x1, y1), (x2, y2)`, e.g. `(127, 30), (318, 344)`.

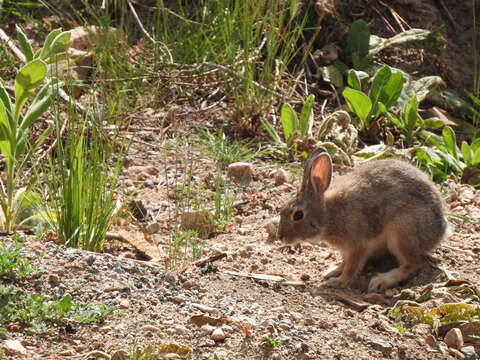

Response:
(277, 148), (450, 292)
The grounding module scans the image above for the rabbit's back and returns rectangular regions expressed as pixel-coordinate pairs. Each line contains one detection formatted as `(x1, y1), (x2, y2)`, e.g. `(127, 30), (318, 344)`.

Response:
(324, 159), (447, 254)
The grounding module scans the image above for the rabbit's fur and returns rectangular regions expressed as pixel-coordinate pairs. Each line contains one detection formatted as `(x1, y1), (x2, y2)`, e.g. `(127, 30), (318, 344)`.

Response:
(277, 148), (449, 292)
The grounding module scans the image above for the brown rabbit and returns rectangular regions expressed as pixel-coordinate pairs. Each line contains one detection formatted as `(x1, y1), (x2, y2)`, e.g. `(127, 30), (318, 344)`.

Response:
(277, 148), (450, 292)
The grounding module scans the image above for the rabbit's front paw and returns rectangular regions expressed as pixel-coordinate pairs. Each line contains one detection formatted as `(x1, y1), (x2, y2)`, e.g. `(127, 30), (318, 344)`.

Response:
(323, 265), (343, 279)
(324, 276), (349, 288)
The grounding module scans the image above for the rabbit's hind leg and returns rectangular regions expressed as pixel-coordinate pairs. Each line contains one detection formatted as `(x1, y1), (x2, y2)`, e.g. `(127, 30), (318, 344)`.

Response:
(368, 226), (422, 292)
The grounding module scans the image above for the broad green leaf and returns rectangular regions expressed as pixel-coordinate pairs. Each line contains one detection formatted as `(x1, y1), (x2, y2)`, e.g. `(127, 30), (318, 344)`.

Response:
(354, 144), (387, 158)
(347, 70), (362, 91)
(398, 76), (443, 108)
(319, 65), (343, 88)
(21, 81), (57, 131)
(369, 29), (437, 56)
(472, 147), (480, 165)
(260, 117), (282, 145)
(403, 96), (418, 131)
(471, 138), (480, 152)
(39, 28), (62, 60)
(281, 103), (298, 141)
(423, 118), (444, 129)
(15, 25), (34, 61)
(299, 94), (314, 137)
(47, 31), (72, 59)
(369, 66), (392, 108)
(343, 87), (372, 125)
(442, 126), (458, 159)
(347, 20), (370, 69)
(382, 71), (404, 108)
(14, 59), (48, 118)
(461, 141), (472, 164)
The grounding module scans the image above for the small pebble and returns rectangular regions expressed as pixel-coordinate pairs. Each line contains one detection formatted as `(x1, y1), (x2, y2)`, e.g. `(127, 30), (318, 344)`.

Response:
(211, 328), (226, 342)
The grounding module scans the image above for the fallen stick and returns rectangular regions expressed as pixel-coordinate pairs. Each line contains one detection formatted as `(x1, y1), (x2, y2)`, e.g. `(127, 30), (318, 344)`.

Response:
(223, 270), (305, 287)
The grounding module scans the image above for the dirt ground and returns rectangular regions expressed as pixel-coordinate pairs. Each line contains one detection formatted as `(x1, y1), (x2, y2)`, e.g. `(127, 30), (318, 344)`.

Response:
(4, 137), (479, 359)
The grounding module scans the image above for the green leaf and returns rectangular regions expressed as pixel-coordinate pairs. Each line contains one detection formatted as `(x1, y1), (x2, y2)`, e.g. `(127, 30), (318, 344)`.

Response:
(442, 126), (458, 159)
(403, 96), (418, 131)
(347, 20), (370, 69)
(369, 66), (392, 102)
(299, 94), (314, 137)
(382, 71), (404, 109)
(15, 25), (34, 62)
(0, 81), (13, 115)
(14, 60), (48, 118)
(47, 31), (72, 59)
(369, 28), (437, 56)
(423, 118), (444, 129)
(386, 112), (403, 129)
(20, 80), (57, 132)
(260, 117), (282, 145)
(461, 141), (472, 164)
(470, 138), (480, 152)
(280, 103), (298, 141)
(347, 70), (362, 91)
(343, 87), (372, 126)
(0, 102), (13, 162)
(38, 28), (63, 60)
(472, 147), (480, 165)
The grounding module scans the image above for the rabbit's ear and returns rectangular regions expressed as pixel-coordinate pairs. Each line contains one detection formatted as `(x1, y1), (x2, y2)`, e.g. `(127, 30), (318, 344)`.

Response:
(310, 153), (332, 193)
(301, 148), (331, 193)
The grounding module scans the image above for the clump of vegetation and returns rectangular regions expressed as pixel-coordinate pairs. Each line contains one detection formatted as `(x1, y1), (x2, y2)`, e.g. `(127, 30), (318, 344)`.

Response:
(0, 238), (115, 334)
(0, 236), (36, 278)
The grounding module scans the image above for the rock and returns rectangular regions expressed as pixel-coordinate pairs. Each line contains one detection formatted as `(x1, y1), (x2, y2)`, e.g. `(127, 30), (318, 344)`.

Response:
(3, 339), (27, 355)
(227, 162), (254, 185)
(221, 324), (234, 334)
(460, 346), (477, 360)
(182, 280), (194, 289)
(164, 272), (177, 285)
(118, 299), (130, 309)
(444, 328), (464, 350)
(368, 339), (393, 356)
(142, 325), (161, 333)
(172, 325), (189, 336)
(200, 324), (215, 336)
(273, 169), (288, 186)
(146, 222), (161, 234)
(424, 334), (437, 348)
(300, 273), (310, 281)
(172, 295), (186, 304)
(211, 328), (226, 342)
(48, 274), (60, 284)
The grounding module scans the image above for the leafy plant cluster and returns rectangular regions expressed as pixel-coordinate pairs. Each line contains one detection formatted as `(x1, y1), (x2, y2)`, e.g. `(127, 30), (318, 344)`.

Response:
(0, 238), (114, 334)
(0, 25), (124, 252)
(260, 18), (479, 186)
(0, 238), (36, 278)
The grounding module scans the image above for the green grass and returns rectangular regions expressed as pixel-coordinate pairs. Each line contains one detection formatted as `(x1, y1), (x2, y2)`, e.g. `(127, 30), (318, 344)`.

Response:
(199, 129), (256, 167)
(42, 108), (124, 252)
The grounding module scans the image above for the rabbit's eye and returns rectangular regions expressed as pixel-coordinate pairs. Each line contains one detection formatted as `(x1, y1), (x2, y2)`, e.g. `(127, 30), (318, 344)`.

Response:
(292, 210), (304, 221)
